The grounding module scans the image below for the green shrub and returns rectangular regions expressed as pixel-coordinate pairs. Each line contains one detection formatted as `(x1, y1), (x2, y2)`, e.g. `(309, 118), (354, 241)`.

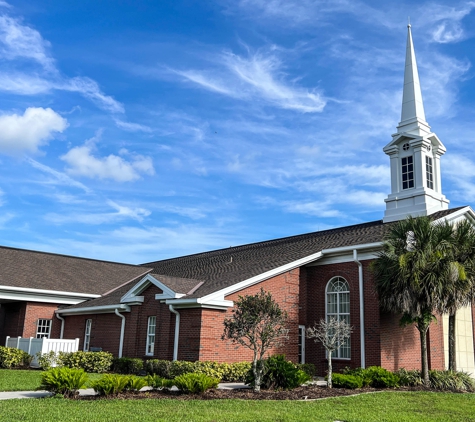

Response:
(223, 362), (252, 382)
(0, 346), (31, 369)
(297, 363), (316, 378)
(246, 355), (311, 390)
(331, 373), (363, 389)
(126, 376), (148, 391)
(145, 359), (171, 378)
(40, 367), (88, 397)
(59, 351), (113, 373)
(145, 374), (174, 390)
(429, 370), (475, 392)
(342, 366), (399, 388)
(36, 350), (61, 370)
(169, 360), (196, 378)
(113, 357), (144, 374)
(194, 361), (228, 380)
(173, 373), (219, 393)
(91, 374), (131, 396)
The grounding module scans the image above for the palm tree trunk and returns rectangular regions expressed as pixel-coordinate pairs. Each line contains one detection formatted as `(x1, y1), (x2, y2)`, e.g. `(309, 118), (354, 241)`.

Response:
(418, 322), (430, 386)
(448, 312), (456, 371)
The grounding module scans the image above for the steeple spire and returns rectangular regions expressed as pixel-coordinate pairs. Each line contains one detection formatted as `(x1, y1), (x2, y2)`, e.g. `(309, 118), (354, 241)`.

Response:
(397, 24), (431, 135)
(383, 25), (449, 223)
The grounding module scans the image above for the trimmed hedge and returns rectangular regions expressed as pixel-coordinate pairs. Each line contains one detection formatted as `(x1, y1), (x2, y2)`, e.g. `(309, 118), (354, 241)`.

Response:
(112, 357), (144, 374)
(0, 346), (31, 369)
(332, 373), (363, 389)
(343, 366), (399, 388)
(145, 359), (251, 382)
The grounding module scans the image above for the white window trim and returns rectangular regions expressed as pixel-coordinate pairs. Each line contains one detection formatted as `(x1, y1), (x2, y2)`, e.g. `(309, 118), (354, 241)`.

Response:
(84, 319), (92, 352)
(36, 319), (52, 339)
(325, 276), (351, 360)
(145, 316), (156, 356)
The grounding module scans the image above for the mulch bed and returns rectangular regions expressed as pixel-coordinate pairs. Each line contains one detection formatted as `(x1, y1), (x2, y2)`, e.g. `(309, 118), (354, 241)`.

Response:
(73, 385), (441, 401)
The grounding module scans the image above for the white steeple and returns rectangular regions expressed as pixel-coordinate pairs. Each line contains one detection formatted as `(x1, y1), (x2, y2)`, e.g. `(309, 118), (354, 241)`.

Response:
(383, 25), (449, 223)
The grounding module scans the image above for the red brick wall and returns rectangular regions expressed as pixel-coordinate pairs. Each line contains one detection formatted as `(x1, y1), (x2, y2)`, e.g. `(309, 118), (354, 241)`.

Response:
(303, 259), (382, 375)
(380, 311), (445, 372)
(0, 302), (61, 343)
(176, 269), (302, 363)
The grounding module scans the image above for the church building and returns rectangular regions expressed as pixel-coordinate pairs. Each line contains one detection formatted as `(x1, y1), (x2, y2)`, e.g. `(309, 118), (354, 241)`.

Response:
(1, 25), (474, 376)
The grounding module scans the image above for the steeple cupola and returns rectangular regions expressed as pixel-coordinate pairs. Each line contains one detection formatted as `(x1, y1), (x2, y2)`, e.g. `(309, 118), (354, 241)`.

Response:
(383, 25), (449, 223)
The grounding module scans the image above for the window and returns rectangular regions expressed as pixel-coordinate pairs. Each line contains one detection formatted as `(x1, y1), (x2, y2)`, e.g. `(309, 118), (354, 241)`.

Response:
(426, 156), (434, 189)
(84, 319), (92, 351)
(146, 316), (156, 356)
(326, 277), (350, 359)
(36, 319), (52, 338)
(401, 156), (414, 189)
(298, 325), (306, 364)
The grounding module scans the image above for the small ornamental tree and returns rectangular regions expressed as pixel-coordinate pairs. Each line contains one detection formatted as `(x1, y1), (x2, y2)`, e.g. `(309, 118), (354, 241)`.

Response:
(306, 317), (352, 388)
(222, 289), (288, 392)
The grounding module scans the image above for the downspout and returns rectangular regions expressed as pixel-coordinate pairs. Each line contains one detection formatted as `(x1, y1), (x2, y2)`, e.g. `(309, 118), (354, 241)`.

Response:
(55, 313), (65, 339)
(353, 249), (366, 369)
(115, 308), (126, 358)
(169, 305), (180, 361)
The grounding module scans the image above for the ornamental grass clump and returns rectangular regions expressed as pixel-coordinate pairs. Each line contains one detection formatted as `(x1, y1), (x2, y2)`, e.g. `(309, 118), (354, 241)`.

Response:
(173, 373), (219, 394)
(40, 367), (88, 398)
(91, 374), (131, 396)
(145, 374), (174, 390)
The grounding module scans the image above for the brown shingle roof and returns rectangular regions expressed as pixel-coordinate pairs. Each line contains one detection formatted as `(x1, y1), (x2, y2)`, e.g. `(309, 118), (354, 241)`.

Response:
(141, 208), (465, 299)
(0, 246), (152, 295)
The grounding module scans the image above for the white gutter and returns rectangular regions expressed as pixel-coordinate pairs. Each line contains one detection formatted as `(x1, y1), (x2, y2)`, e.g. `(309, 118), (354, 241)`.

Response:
(115, 309), (126, 358)
(321, 242), (382, 255)
(56, 303), (131, 316)
(0, 285), (101, 298)
(353, 249), (365, 369)
(169, 305), (180, 361)
(55, 313), (65, 339)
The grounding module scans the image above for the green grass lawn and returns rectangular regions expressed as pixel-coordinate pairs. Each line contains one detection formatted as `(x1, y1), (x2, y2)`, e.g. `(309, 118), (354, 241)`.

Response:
(0, 369), (102, 391)
(0, 392), (474, 422)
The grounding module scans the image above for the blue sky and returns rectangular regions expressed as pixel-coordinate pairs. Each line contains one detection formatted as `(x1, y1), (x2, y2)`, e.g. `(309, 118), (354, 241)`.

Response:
(0, 0), (474, 264)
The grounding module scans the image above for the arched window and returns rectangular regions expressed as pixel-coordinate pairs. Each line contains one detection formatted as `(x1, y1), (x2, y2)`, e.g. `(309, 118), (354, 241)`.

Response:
(326, 276), (350, 359)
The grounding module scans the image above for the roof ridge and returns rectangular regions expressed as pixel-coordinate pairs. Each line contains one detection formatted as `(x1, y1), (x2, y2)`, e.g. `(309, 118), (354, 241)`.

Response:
(141, 218), (384, 266)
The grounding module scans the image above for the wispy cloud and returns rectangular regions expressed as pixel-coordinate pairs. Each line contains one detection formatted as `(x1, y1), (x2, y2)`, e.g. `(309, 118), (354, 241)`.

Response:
(45, 200), (151, 225)
(422, 1), (475, 43)
(26, 158), (91, 192)
(61, 132), (155, 182)
(0, 11), (124, 113)
(114, 119), (153, 133)
(0, 107), (68, 155)
(172, 48), (326, 112)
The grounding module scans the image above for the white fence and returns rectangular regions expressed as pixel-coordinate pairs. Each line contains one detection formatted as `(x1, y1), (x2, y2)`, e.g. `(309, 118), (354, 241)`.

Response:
(5, 336), (79, 367)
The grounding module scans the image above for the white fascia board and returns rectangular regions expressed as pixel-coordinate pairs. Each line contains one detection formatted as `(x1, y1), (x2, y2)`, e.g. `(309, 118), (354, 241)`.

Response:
(320, 242), (383, 256)
(156, 293), (185, 300)
(0, 285), (100, 305)
(121, 274), (179, 303)
(200, 251), (324, 303)
(435, 206), (475, 224)
(164, 297), (233, 310)
(56, 303), (131, 316)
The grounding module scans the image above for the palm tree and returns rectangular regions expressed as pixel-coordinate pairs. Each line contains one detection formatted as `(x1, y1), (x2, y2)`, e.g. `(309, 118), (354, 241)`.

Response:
(438, 220), (475, 371)
(372, 216), (461, 385)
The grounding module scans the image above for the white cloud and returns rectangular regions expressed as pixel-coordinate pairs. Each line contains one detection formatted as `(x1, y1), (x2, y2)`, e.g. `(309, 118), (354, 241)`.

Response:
(0, 15), (55, 71)
(45, 200), (151, 225)
(114, 119), (152, 133)
(62, 77), (124, 114)
(423, 2), (475, 43)
(173, 49), (326, 113)
(61, 135), (155, 182)
(26, 158), (91, 192)
(0, 72), (51, 94)
(0, 107), (68, 154)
